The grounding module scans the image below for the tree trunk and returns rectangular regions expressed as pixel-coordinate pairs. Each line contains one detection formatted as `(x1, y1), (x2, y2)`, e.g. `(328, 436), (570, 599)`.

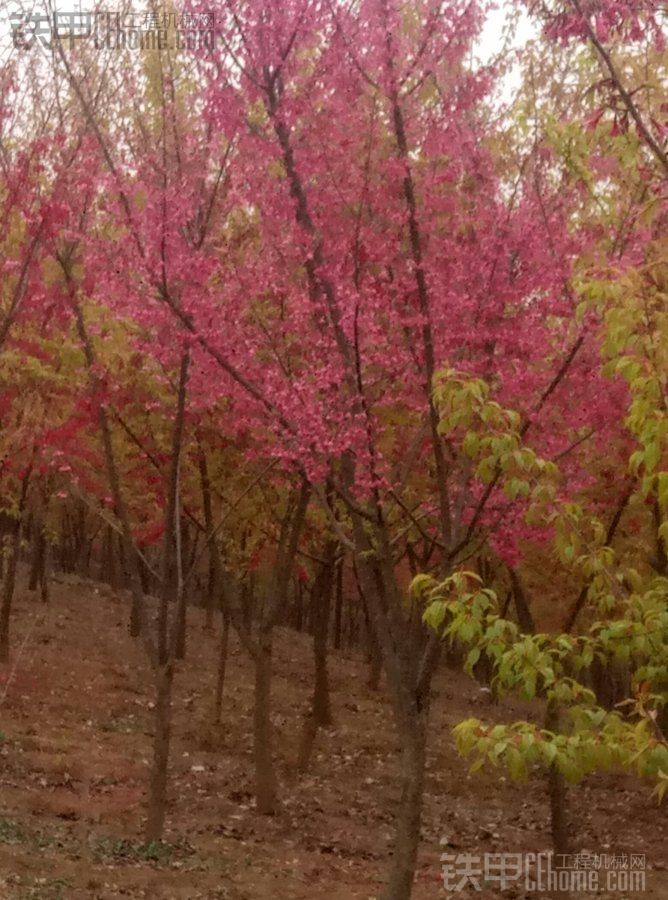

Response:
(355, 562), (382, 690)
(545, 703), (571, 857)
(296, 548), (336, 773)
(145, 664), (174, 842)
(228, 482), (310, 813)
(348, 510), (438, 900)
(548, 766), (570, 857)
(40, 563), (50, 603)
(333, 557), (343, 650)
(28, 524), (42, 592)
(296, 713), (318, 774)
(28, 519), (49, 602)
(508, 568), (536, 634)
(243, 579), (254, 633)
(253, 633), (278, 814)
(145, 350), (189, 840)
(213, 611), (230, 725)
(0, 470), (31, 663)
(205, 557), (215, 632)
(0, 523), (21, 663)
(175, 576), (187, 660)
(198, 452), (220, 633)
(312, 565), (333, 727)
(381, 707), (428, 900)
(175, 520), (190, 659)
(74, 501), (89, 577)
(102, 525), (116, 587)
(367, 628), (383, 691)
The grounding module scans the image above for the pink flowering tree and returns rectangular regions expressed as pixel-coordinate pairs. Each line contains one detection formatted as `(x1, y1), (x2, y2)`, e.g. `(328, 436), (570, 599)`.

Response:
(45, 0), (659, 894)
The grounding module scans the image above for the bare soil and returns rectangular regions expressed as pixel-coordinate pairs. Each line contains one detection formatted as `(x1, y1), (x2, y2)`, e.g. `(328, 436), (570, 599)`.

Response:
(0, 574), (665, 899)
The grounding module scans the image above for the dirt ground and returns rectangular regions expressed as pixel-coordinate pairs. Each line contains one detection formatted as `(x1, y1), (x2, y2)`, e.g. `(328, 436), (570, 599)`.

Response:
(0, 573), (665, 899)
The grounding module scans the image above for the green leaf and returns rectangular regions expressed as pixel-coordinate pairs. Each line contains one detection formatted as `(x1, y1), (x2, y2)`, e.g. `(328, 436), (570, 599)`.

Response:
(645, 441), (660, 474)
(423, 601), (446, 631)
(507, 746), (528, 781)
(465, 646), (481, 673)
(463, 432), (479, 458)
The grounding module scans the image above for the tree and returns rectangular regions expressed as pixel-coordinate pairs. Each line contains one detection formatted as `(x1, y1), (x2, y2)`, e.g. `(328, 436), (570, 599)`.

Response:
(173, 1), (616, 894)
(2, 1), (662, 896)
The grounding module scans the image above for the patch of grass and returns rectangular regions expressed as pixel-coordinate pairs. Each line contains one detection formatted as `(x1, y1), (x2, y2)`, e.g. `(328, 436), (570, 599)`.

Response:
(0, 817), (26, 844)
(93, 836), (176, 864)
(20, 877), (73, 900)
(31, 828), (70, 852)
(0, 816), (75, 854)
(99, 715), (143, 734)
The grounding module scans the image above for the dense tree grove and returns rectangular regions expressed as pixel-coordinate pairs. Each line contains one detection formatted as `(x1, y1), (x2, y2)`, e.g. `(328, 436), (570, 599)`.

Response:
(0, 2), (665, 898)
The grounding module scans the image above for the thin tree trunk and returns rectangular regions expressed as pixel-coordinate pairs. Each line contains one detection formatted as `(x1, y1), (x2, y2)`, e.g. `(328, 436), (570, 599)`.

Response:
(253, 633), (278, 814)
(354, 561), (382, 690)
(198, 452), (220, 633)
(147, 351), (189, 841)
(0, 468), (32, 663)
(253, 483), (311, 811)
(40, 552), (50, 604)
(348, 591), (360, 651)
(223, 575), (276, 809)
(101, 525), (114, 585)
(0, 527), (21, 662)
(174, 520), (190, 659)
(213, 611), (230, 725)
(349, 511), (438, 900)
(311, 560), (334, 727)
(367, 628), (383, 691)
(145, 664), (174, 841)
(508, 568), (536, 635)
(29, 515), (49, 602)
(381, 713), (427, 900)
(38, 526), (49, 604)
(175, 527), (188, 661)
(74, 501), (89, 577)
(198, 449), (232, 723)
(297, 545), (336, 773)
(226, 482), (311, 813)
(296, 713), (318, 774)
(545, 702), (571, 857)
(174, 592), (187, 659)
(333, 556), (343, 650)
(28, 521), (42, 592)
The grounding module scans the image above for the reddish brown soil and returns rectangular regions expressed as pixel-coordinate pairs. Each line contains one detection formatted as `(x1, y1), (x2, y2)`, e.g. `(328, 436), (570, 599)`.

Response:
(0, 573), (665, 899)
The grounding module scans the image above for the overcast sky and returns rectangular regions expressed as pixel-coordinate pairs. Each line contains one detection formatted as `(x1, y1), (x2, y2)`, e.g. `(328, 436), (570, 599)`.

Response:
(477, 2), (536, 62)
